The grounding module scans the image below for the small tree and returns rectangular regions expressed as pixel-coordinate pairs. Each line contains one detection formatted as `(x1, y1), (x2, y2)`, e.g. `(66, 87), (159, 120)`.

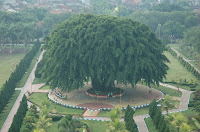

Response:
(162, 95), (174, 116)
(158, 116), (164, 131)
(160, 120), (167, 132)
(164, 126), (170, 132)
(153, 108), (162, 129)
(124, 105), (138, 132)
(149, 99), (157, 119)
(169, 113), (187, 132)
(107, 106), (127, 132)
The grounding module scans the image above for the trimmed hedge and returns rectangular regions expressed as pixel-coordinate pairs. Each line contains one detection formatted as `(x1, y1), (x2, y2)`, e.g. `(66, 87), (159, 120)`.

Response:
(0, 42), (41, 114)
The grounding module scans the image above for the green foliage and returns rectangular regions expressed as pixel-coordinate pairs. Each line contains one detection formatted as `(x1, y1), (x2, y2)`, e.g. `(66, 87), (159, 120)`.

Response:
(149, 99), (157, 118)
(20, 105), (39, 132)
(108, 106), (127, 132)
(150, 3), (188, 12)
(9, 95), (28, 132)
(124, 105), (138, 132)
(162, 95), (174, 115)
(57, 114), (88, 132)
(38, 14), (168, 92)
(0, 42), (40, 114)
(153, 108), (162, 129)
(167, 47), (200, 80)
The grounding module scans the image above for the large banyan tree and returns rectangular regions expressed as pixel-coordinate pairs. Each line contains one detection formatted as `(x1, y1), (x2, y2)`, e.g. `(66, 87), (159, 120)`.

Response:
(36, 14), (169, 92)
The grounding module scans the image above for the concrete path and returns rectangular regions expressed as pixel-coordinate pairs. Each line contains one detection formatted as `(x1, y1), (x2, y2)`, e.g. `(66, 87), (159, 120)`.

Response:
(0, 50), (45, 132)
(131, 83), (193, 132)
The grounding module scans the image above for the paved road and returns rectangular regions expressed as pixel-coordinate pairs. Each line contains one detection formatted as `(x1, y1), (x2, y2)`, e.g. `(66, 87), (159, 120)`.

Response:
(0, 50), (45, 132)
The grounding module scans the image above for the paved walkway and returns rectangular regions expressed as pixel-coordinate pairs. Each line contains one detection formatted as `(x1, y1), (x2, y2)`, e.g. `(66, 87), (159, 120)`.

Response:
(85, 83), (192, 132)
(0, 50), (45, 132)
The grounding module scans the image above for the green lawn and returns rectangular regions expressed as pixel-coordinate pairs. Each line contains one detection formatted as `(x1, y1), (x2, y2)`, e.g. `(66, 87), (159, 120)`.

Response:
(0, 53), (25, 89)
(0, 90), (21, 128)
(82, 120), (110, 132)
(98, 107), (149, 118)
(33, 77), (45, 84)
(144, 118), (159, 132)
(46, 119), (110, 132)
(29, 93), (84, 115)
(17, 49), (41, 87)
(151, 84), (182, 97)
(164, 52), (198, 83)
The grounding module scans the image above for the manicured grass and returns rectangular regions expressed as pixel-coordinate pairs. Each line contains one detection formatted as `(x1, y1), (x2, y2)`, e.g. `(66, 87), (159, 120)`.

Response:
(0, 90), (21, 128)
(164, 52), (198, 83)
(17, 49), (41, 87)
(33, 77), (45, 84)
(144, 118), (159, 132)
(151, 84), (182, 97)
(98, 107), (149, 118)
(82, 120), (111, 132)
(0, 53), (25, 89)
(46, 121), (59, 132)
(29, 93), (84, 115)
(40, 85), (51, 90)
(46, 120), (111, 132)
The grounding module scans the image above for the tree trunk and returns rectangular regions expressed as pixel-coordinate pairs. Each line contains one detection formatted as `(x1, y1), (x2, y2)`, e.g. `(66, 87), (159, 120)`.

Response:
(91, 79), (113, 92)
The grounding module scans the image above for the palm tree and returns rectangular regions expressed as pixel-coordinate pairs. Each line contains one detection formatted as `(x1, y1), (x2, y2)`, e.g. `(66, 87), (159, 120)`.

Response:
(34, 115), (52, 132)
(180, 123), (191, 132)
(107, 106), (128, 132)
(168, 113), (188, 132)
(20, 23), (35, 52)
(162, 95), (174, 115)
(5, 24), (17, 53)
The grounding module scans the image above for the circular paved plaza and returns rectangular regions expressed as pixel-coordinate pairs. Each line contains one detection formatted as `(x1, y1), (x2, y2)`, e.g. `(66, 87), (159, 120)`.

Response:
(49, 83), (163, 110)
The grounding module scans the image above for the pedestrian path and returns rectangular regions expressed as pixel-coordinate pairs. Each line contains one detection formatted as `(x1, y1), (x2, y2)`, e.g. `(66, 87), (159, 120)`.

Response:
(82, 109), (100, 117)
(0, 50), (45, 132)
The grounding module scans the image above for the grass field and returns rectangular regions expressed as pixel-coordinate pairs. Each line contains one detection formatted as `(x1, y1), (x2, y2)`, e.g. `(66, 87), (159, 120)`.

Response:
(0, 90), (21, 128)
(145, 118), (159, 132)
(46, 119), (111, 132)
(29, 93), (84, 115)
(164, 52), (198, 83)
(0, 53), (25, 88)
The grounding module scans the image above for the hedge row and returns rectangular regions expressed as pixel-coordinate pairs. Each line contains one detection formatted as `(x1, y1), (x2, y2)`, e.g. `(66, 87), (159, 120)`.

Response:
(0, 42), (41, 114)
(149, 100), (170, 132)
(167, 47), (200, 80)
(9, 95), (28, 132)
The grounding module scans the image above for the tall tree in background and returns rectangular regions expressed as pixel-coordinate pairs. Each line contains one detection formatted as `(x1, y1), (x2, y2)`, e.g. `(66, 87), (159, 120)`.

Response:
(38, 14), (169, 92)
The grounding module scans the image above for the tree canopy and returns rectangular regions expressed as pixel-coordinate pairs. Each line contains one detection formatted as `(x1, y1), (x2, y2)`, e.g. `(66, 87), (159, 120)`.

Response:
(37, 14), (169, 92)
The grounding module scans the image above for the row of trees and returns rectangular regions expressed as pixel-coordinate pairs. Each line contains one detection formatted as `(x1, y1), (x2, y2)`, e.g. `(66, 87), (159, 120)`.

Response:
(0, 8), (72, 53)
(9, 95), (28, 132)
(0, 42), (41, 114)
(168, 47), (200, 80)
(149, 100), (170, 132)
(130, 11), (199, 44)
